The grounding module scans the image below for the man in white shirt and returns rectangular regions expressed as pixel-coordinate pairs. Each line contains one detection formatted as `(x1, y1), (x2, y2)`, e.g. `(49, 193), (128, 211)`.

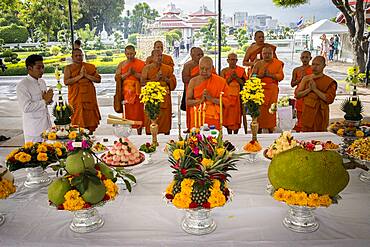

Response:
(16, 55), (53, 143)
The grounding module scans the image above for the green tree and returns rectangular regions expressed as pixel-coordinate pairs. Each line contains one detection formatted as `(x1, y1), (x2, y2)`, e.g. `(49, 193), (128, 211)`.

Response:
(19, 0), (80, 42)
(76, 0), (125, 33)
(129, 3), (159, 34)
(164, 29), (182, 50)
(128, 33), (139, 46)
(114, 31), (125, 49)
(195, 18), (227, 50)
(273, 0), (367, 71)
(76, 24), (97, 44)
(0, 0), (24, 27)
(233, 28), (249, 48)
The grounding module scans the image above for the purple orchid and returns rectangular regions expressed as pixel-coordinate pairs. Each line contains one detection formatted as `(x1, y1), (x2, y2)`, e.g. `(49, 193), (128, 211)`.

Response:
(66, 141), (74, 152)
(192, 146), (200, 156)
(81, 140), (90, 149)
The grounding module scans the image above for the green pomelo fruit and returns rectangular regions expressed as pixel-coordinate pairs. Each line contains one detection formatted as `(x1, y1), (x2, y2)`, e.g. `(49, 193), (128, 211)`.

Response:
(65, 150), (95, 175)
(82, 180), (106, 204)
(48, 177), (71, 206)
(97, 162), (114, 179)
(268, 147), (349, 197)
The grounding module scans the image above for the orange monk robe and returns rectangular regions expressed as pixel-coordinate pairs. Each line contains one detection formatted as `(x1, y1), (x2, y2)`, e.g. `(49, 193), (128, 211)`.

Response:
(143, 64), (177, 134)
(185, 66), (217, 129)
(145, 54), (174, 67)
(244, 43), (277, 77)
(188, 74), (231, 130)
(221, 66), (247, 130)
(65, 62), (101, 131)
(293, 66), (313, 132)
(254, 58), (284, 129)
(114, 58), (145, 128)
(301, 75), (337, 132)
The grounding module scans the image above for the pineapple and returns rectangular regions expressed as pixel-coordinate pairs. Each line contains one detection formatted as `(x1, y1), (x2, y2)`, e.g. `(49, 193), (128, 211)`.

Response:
(172, 180), (182, 196)
(191, 182), (211, 205)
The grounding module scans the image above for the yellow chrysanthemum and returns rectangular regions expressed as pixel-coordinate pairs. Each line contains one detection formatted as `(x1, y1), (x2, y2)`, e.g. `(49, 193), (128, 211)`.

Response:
(68, 131), (77, 140)
(212, 179), (221, 189)
(63, 190), (85, 211)
(24, 142), (34, 149)
(201, 158), (213, 169)
(103, 179), (118, 199)
(37, 144), (48, 153)
(173, 149), (185, 161)
(273, 188), (286, 202)
(208, 186), (226, 208)
(181, 178), (195, 189)
(14, 152), (32, 163)
(166, 180), (175, 195)
(53, 142), (63, 149)
(6, 149), (19, 160)
(172, 192), (192, 209)
(307, 193), (320, 207)
(318, 195), (332, 207)
(294, 192), (308, 206)
(48, 132), (57, 140)
(37, 152), (48, 162)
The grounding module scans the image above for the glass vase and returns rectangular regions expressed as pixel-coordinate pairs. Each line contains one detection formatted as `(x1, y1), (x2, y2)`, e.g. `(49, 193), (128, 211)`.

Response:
(69, 207), (104, 233)
(251, 117), (259, 141)
(283, 205), (319, 233)
(181, 208), (216, 235)
(150, 119), (159, 146)
(24, 167), (51, 189)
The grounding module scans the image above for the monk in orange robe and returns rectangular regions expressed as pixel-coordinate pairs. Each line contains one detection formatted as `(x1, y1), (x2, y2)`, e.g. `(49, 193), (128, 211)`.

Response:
(291, 51), (312, 132)
(296, 56), (337, 132)
(220, 53), (247, 134)
(64, 48), (101, 132)
(114, 45), (145, 134)
(243, 31), (277, 78)
(252, 47), (284, 133)
(141, 49), (177, 135)
(187, 56), (231, 130)
(182, 47), (204, 132)
(145, 40), (174, 67)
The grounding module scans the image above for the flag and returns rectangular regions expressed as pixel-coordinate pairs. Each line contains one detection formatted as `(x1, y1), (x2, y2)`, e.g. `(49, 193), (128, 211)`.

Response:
(296, 16), (304, 28)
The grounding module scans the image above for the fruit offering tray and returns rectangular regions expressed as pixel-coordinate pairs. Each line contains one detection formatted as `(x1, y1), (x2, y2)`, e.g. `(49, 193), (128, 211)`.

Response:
(328, 120), (370, 138)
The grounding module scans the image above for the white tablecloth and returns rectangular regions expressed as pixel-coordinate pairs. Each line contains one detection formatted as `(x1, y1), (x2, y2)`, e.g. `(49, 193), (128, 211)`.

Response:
(1, 133), (370, 247)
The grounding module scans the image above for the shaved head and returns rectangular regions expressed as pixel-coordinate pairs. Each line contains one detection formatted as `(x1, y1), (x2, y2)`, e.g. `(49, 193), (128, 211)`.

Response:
(199, 56), (213, 79)
(262, 47), (273, 61)
(227, 53), (238, 68)
(312, 56), (326, 74)
(151, 49), (162, 64)
(254, 30), (265, 45)
(153, 40), (164, 52)
(191, 47), (204, 63)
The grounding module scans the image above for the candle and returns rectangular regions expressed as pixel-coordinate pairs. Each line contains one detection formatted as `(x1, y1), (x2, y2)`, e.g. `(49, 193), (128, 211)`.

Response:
(202, 103), (206, 126)
(198, 105), (202, 128)
(220, 92), (224, 132)
(178, 93), (181, 138)
(194, 106), (197, 128)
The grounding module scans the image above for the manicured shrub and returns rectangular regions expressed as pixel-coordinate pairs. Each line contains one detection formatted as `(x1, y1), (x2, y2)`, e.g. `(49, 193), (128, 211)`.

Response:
(0, 24), (29, 43)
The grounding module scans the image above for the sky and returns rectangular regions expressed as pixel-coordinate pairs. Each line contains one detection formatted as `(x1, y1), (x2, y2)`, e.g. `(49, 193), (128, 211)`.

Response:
(124, 0), (338, 24)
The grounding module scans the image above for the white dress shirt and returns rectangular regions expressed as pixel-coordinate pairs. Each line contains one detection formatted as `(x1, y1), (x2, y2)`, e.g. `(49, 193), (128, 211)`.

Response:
(16, 75), (51, 143)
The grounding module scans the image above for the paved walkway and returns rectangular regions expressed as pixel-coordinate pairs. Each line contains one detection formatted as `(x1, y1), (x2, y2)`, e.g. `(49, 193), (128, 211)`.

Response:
(0, 52), (369, 146)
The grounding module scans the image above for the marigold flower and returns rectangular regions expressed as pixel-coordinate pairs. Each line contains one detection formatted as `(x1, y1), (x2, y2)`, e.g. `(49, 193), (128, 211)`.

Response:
(23, 142), (34, 149)
(55, 148), (63, 157)
(318, 195), (332, 207)
(103, 179), (118, 199)
(48, 132), (57, 140)
(201, 158), (213, 169)
(173, 149), (185, 161)
(53, 142), (63, 149)
(68, 131), (77, 140)
(166, 180), (175, 195)
(0, 179), (16, 199)
(15, 152), (32, 163)
(216, 147), (225, 156)
(37, 144), (48, 153)
(37, 152), (48, 162)
(63, 190), (85, 211)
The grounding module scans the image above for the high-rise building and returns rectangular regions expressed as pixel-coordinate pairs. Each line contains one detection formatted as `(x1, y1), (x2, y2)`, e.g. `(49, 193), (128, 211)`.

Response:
(233, 12), (248, 27)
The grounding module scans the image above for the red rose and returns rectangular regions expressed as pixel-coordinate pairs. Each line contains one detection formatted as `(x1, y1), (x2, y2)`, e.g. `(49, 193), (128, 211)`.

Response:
(189, 202), (198, 208)
(165, 194), (174, 200)
(202, 202), (211, 209)
(181, 168), (187, 175)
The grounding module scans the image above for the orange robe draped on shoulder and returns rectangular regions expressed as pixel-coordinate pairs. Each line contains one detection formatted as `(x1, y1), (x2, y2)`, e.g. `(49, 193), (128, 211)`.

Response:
(293, 66), (313, 132)
(222, 65), (247, 130)
(189, 74), (230, 130)
(65, 62), (101, 131)
(302, 75), (337, 132)
(145, 54), (174, 67)
(115, 58), (145, 128)
(244, 43), (277, 77)
(185, 66), (217, 129)
(143, 64), (177, 134)
(254, 58), (284, 129)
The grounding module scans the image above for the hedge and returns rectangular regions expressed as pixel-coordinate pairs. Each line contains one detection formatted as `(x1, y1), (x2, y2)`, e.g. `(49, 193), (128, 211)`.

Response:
(0, 24), (29, 43)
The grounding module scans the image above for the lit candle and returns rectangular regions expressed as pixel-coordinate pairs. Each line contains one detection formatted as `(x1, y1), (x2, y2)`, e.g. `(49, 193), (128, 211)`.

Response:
(202, 103), (206, 126)
(194, 106), (197, 128)
(220, 92), (224, 132)
(198, 104), (202, 128)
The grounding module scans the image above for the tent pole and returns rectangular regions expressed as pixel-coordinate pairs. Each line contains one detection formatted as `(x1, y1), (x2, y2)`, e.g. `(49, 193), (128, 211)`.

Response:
(68, 0), (75, 50)
(217, 0), (221, 74)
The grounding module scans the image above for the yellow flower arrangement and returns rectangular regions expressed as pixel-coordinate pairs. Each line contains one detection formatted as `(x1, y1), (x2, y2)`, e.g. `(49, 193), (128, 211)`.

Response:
(166, 180), (175, 195)
(62, 190), (85, 211)
(14, 152), (32, 163)
(201, 158), (213, 169)
(68, 131), (77, 140)
(48, 132), (57, 140)
(6, 149), (19, 160)
(53, 142), (63, 149)
(140, 81), (167, 120)
(37, 144), (48, 153)
(0, 179), (16, 199)
(173, 149), (185, 161)
(37, 152), (48, 162)
(24, 142), (34, 149)
(273, 188), (333, 207)
(103, 179), (119, 199)
(240, 77), (265, 118)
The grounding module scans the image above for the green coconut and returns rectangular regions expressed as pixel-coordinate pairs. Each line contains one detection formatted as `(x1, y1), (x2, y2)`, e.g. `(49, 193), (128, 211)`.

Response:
(268, 147), (349, 197)
(81, 180), (106, 204)
(96, 162), (114, 180)
(48, 177), (71, 206)
(65, 150), (95, 175)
